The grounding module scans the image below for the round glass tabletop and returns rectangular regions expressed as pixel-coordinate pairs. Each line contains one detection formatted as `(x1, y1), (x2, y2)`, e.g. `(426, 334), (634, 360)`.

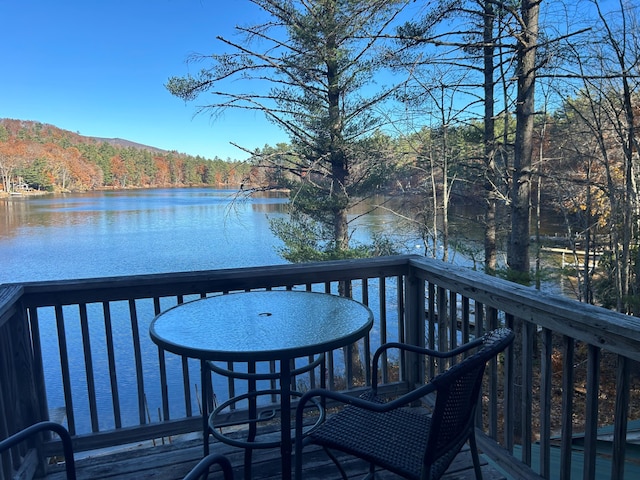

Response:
(149, 290), (374, 361)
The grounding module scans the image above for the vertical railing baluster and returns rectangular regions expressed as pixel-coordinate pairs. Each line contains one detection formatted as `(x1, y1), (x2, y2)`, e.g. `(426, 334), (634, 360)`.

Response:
(437, 286), (448, 373)
(174, 296), (193, 417)
(449, 290), (457, 354)
(79, 304), (99, 432)
(505, 312), (515, 452)
(227, 362), (235, 411)
(396, 275), (406, 383)
(153, 297), (170, 422)
(473, 299), (486, 430)
(539, 327), (552, 478)
(461, 296), (470, 346)
(473, 301), (483, 427)
(474, 300), (484, 338)
(427, 282), (436, 379)
(378, 277), (388, 384)
(128, 299), (146, 425)
(157, 347), (168, 421)
(611, 355), (630, 480)
(521, 320), (534, 466)
(102, 302), (121, 429)
(559, 335), (575, 479)
(397, 275), (405, 345)
(345, 349), (354, 389)
(583, 343), (601, 480)
(361, 277), (371, 387)
(323, 282), (335, 390)
(270, 360), (278, 403)
(307, 355), (316, 389)
(54, 305), (75, 435)
(344, 278), (356, 389)
(487, 307), (499, 439)
(182, 357), (192, 417)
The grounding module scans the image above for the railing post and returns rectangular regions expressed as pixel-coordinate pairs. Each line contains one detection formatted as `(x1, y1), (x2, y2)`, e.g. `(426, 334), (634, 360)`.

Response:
(0, 288), (49, 479)
(403, 264), (424, 388)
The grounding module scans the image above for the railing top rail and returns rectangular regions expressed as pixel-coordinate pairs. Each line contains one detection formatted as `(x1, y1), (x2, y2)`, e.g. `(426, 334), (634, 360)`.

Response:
(409, 256), (640, 362)
(5, 253), (640, 360)
(11, 255), (417, 307)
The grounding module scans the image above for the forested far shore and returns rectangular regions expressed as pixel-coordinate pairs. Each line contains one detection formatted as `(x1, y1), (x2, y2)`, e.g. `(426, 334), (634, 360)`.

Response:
(0, 118), (251, 194)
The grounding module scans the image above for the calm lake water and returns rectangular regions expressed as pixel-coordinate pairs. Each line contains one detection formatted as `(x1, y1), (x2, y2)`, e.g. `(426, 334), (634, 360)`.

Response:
(0, 188), (450, 285)
(0, 188), (291, 284)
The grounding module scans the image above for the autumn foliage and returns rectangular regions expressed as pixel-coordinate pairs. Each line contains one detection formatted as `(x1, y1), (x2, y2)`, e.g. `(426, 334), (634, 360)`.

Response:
(0, 119), (249, 193)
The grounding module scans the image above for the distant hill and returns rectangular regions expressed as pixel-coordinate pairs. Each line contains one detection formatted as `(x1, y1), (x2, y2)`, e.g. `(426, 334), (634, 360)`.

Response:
(90, 136), (168, 154)
(0, 118), (170, 154)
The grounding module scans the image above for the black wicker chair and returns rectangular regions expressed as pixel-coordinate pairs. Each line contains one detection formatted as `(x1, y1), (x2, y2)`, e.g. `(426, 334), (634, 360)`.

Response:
(0, 421), (234, 480)
(294, 328), (514, 480)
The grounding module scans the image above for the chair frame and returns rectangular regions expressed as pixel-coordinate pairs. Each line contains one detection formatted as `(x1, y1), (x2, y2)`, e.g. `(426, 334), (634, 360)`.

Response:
(294, 328), (514, 480)
(182, 453), (234, 480)
(0, 421), (76, 480)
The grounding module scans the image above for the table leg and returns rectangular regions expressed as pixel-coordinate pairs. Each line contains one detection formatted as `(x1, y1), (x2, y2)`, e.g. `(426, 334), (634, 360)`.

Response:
(280, 359), (292, 480)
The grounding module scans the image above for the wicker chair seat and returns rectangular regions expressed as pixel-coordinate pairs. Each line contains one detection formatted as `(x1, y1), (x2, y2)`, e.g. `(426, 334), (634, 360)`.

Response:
(310, 392), (431, 478)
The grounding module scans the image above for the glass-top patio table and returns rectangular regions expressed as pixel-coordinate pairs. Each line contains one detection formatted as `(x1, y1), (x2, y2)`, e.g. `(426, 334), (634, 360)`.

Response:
(149, 290), (374, 480)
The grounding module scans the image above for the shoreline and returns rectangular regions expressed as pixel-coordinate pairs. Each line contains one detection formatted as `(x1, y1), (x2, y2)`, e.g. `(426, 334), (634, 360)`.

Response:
(0, 183), (260, 199)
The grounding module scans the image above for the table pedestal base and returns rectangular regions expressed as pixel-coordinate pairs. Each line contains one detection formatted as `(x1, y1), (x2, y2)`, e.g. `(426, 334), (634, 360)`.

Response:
(204, 355), (325, 480)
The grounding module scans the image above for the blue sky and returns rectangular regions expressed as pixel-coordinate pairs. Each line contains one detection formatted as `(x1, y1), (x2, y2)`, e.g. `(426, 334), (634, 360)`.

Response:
(0, 0), (288, 160)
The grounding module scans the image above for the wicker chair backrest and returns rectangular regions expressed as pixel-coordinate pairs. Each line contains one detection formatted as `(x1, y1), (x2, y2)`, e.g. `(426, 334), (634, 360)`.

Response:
(424, 328), (514, 479)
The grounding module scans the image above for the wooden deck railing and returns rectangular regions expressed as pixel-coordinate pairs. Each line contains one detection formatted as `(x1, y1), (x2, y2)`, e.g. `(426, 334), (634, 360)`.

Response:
(1, 255), (639, 480)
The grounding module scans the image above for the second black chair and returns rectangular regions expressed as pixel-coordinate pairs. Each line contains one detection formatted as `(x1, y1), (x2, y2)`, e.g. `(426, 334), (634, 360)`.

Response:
(294, 328), (514, 480)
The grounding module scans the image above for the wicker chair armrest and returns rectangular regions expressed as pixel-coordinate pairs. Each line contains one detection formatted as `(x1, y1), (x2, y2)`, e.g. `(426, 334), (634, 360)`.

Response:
(296, 383), (437, 425)
(372, 337), (484, 390)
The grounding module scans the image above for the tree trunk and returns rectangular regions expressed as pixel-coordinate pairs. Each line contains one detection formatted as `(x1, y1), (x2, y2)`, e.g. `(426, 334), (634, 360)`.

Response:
(483, 0), (497, 274)
(508, 0), (539, 283)
(429, 147), (438, 258)
(325, 4), (350, 254)
(442, 125), (449, 262)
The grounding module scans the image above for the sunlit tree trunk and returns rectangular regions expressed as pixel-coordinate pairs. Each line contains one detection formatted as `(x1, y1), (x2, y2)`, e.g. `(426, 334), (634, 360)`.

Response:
(429, 145), (439, 258)
(441, 125), (450, 262)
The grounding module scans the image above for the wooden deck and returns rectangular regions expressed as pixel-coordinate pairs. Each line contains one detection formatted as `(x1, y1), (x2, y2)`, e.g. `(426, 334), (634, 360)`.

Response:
(42, 426), (509, 480)
(11, 256), (640, 479)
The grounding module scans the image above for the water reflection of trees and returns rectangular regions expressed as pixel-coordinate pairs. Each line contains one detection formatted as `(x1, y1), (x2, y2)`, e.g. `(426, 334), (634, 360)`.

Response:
(249, 190), (288, 214)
